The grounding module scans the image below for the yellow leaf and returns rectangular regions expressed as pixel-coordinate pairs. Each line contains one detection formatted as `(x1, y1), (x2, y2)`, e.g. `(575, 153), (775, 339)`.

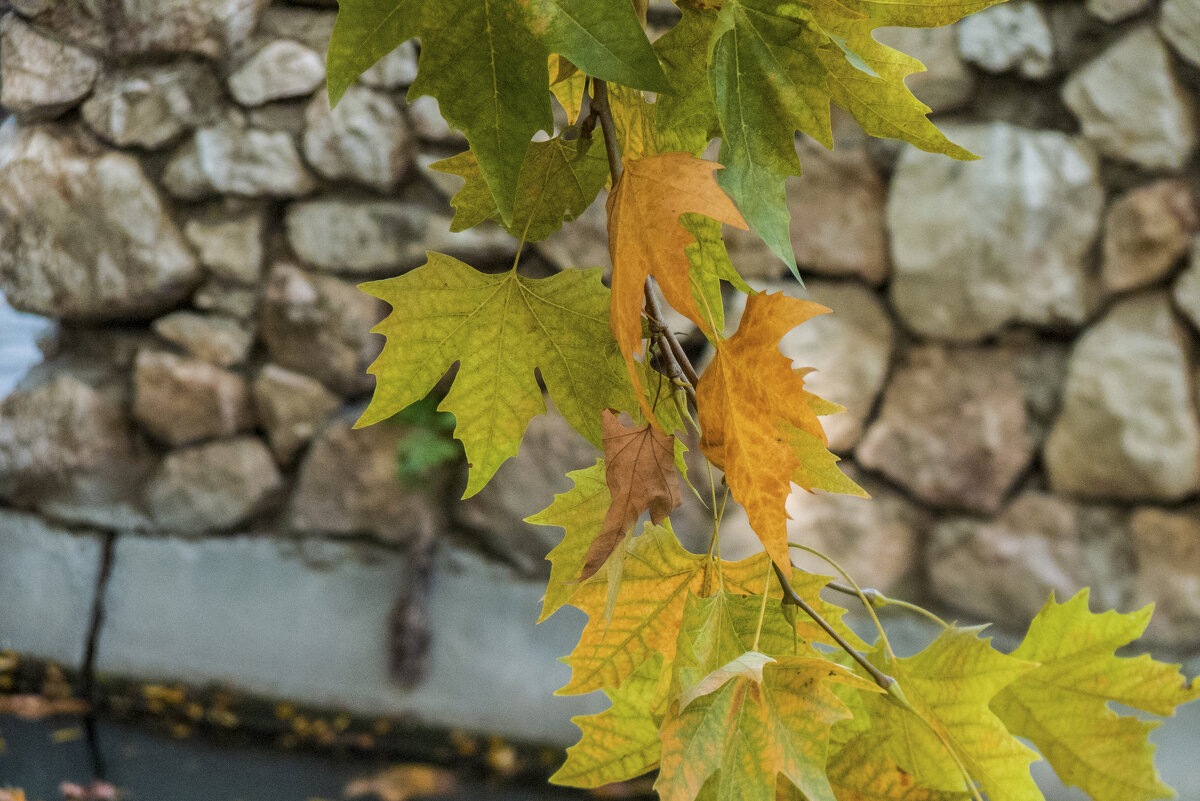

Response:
(991, 590), (1200, 801)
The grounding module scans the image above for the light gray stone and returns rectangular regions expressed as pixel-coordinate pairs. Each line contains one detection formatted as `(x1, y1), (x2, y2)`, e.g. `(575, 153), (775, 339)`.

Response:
(152, 311), (254, 368)
(285, 197), (516, 275)
(360, 41), (419, 89)
(536, 193), (611, 275)
(0, 509), (102, 667)
(0, 374), (134, 501)
(873, 26), (973, 112)
(1130, 507), (1200, 647)
(887, 123), (1103, 342)
(459, 411), (599, 575)
(146, 437), (283, 532)
(1062, 26), (1198, 170)
(80, 62), (222, 149)
(193, 280), (259, 320)
(957, 1), (1054, 79)
(1171, 236), (1200, 332)
(303, 87), (412, 191)
(259, 263), (385, 396)
(133, 350), (254, 447)
(96, 536), (602, 743)
(252, 5), (335, 53)
(0, 14), (99, 117)
(228, 40), (326, 107)
(1101, 180), (1198, 296)
(725, 139), (889, 285)
(786, 473), (927, 594)
(0, 121), (199, 321)
(252, 364), (340, 464)
(1161, 0), (1200, 67)
(1087, 0), (1150, 22)
(858, 345), (1035, 513)
(11, 0), (265, 58)
(162, 119), (318, 199)
(1045, 292), (1200, 501)
(929, 492), (1131, 630)
(727, 280), (894, 452)
(406, 94), (464, 143)
(290, 421), (446, 545)
(183, 202), (266, 285)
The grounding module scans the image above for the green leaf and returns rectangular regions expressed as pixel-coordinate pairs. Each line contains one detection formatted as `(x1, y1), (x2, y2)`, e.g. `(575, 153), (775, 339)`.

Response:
(657, 654), (879, 801)
(553, 652), (668, 788)
(527, 460), (611, 623)
(531, 0), (669, 93)
(326, 0), (423, 106)
(654, 5), (722, 149)
(408, 0), (551, 224)
(432, 134), (610, 242)
(710, 0), (832, 277)
(991, 590), (1200, 801)
(784, 424), (868, 497)
(358, 255), (634, 497)
(852, 627), (1043, 800)
(681, 214), (751, 338)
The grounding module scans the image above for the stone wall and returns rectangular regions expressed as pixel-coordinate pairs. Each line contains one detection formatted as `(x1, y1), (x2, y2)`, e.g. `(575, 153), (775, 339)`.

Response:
(1, 0), (1200, 760)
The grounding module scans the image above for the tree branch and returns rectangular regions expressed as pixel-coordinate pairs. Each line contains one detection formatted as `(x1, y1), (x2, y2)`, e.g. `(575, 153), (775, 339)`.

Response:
(773, 563), (895, 690)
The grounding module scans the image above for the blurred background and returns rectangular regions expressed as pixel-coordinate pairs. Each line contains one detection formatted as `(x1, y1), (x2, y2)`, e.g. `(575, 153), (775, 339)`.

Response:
(0, 0), (1199, 798)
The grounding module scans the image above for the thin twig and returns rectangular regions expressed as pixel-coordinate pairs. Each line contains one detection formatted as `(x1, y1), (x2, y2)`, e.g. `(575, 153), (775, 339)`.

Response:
(772, 563), (894, 690)
(589, 79), (624, 181)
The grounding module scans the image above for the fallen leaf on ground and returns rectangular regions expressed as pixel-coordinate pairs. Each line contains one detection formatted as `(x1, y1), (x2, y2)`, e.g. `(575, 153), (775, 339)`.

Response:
(344, 764), (457, 801)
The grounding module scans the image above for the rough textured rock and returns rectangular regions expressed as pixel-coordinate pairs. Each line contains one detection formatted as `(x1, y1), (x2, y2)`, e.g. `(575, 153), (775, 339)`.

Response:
(285, 196), (516, 275)
(1130, 507), (1200, 646)
(183, 202), (266, 285)
(152, 311), (254, 368)
(259, 263), (385, 396)
(252, 5), (335, 52)
(303, 87), (413, 191)
(228, 40), (326, 107)
(10, 0), (265, 58)
(1101, 180), (1198, 295)
(872, 26), (973, 112)
(957, 0), (1054, 79)
(1045, 292), (1200, 501)
(1062, 26), (1198, 170)
(0, 375), (134, 501)
(193, 280), (259, 320)
(1171, 237), (1200, 332)
(459, 411), (599, 575)
(0, 15), (99, 117)
(725, 139), (889, 284)
(887, 123), (1103, 342)
(727, 280), (893, 452)
(147, 437), (283, 532)
(162, 118), (317, 198)
(360, 41), (419, 89)
(0, 121), (199, 321)
(536, 195), (611, 275)
(858, 346), (1035, 513)
(405, 95), (465, 143)
(1161, 0), (1200, 67)
(1087, 0), (1150, 22)
(929, 492), (1131, 629)
(80, 62), (221, 149)
(290, 421), (445, 544)
(786, 473), (927, 593)
(133, 350), (254, 446)
(252, 364), (339, 463)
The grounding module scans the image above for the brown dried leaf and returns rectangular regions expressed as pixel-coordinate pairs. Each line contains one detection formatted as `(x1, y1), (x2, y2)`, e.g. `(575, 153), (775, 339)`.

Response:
(581, 411), (682, 581)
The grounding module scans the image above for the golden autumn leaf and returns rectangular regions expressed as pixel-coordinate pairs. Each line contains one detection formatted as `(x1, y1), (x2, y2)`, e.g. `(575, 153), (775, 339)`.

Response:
(696, 291), (847, 570)
(344, 764), (457, 801)
(581, 410), (683, 581)
(606, 152), (748, 418)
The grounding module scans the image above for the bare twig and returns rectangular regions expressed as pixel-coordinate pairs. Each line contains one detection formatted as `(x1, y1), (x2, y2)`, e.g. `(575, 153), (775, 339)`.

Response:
(772, 563), (895, 690)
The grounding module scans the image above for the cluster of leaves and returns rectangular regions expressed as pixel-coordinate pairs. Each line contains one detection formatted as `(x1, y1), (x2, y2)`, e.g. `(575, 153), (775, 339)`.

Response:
(325, 1), (1199, 799)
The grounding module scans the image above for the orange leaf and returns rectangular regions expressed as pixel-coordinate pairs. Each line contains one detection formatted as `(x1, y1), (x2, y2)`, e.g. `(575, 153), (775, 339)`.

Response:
(696, 291), (833, 571)
(581, 410), (682, 581)
(606, 152), (747, 420)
